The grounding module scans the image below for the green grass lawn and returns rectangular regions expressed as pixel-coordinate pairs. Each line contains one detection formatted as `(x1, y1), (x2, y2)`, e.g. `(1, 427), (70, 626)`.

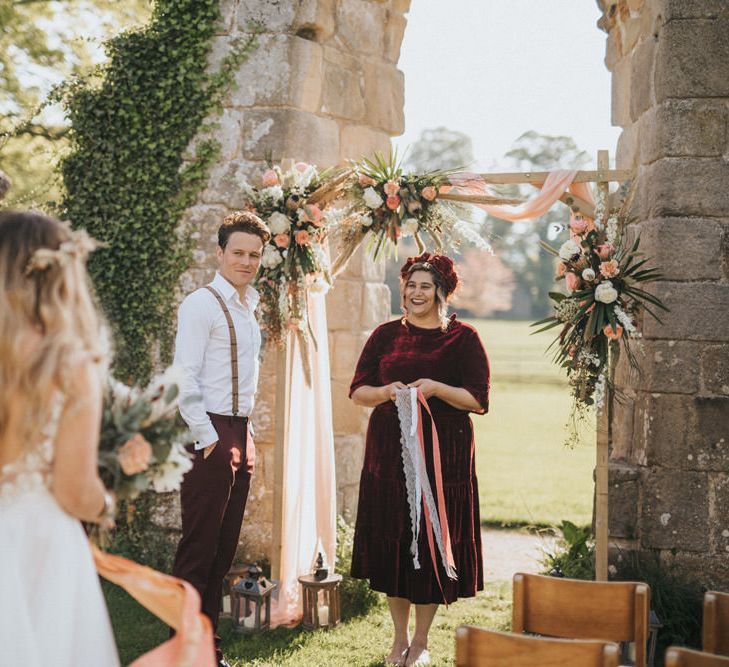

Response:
(105, 580), (511, 666)
(467, 319), (595, 528)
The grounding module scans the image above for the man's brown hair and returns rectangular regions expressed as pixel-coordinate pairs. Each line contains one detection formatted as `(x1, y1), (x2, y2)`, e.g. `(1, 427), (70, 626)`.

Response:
(218, 210), (271, 249)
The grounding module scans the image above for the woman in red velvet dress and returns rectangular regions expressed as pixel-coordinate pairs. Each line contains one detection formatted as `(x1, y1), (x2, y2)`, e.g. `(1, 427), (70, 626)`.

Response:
(349, 252), (490, 666)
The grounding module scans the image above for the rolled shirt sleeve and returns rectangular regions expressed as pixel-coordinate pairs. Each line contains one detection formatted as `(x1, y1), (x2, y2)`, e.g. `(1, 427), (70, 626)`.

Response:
(174, 294), (219, 449)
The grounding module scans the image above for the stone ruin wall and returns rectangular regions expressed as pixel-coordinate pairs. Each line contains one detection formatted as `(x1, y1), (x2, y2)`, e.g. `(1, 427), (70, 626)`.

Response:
(599, 0), (729, 587)
(155, 0), (410, 562)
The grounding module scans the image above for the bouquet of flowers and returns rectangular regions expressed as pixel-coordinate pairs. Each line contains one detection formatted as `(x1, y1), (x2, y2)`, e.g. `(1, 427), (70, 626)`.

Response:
(532, 202), (667, 430)
(330, 150), (489, 274)
(98, 366), (193, 502)
(240, 161), (348, 381)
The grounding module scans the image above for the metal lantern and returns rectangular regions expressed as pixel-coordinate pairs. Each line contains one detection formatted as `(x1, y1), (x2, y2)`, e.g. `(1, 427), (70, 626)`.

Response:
(220, 565), (249, 619)
(298, 572), (343, 630)
(231, 564), (277, 633)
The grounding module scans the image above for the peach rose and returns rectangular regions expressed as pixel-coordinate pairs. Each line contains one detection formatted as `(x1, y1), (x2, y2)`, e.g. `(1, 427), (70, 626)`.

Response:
(596, 243), (613, 259)
(301, 204), (322, 225)
(383, 180), (400, 196)
(295, 162), (309, 172)
(555, 262), (567, 278)
(600, 259), (620, 278)
(603, 323), (624, 340)
(386, 195), (401, 211)
(570, 217), (589, 235)
(565, 272), (582, 292)
(295, 230), (311, 245)
(118, 434), (152, 476)
(421, 186), (438, 201)
(274, 233), (290, 248)
(358, 173), (376, 187)
(261, 169), (279, 187)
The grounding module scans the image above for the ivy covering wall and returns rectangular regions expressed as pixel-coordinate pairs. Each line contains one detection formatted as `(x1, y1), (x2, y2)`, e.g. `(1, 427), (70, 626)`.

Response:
(59, 0), (258, 382)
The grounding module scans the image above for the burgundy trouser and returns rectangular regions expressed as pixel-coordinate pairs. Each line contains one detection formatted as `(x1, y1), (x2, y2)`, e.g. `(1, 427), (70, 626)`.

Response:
(172, 412), (254, 637)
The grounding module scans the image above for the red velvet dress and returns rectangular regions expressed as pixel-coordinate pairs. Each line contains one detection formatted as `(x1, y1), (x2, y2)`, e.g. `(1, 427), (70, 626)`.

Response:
(349, 315), (490, 604)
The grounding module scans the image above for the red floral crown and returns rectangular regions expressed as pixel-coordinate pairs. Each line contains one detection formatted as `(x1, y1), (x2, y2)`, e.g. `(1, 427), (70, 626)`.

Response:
(399, 252), (460, 296)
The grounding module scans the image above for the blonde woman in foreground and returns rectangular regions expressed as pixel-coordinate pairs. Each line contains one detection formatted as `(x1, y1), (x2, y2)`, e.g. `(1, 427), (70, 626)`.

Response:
(0, 210), (120, 666)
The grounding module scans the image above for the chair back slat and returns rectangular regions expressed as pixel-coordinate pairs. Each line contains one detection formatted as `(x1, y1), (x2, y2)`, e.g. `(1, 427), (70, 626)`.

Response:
(704, 591), (729, 656)
(455, 626), (620, 667)
(666, 647), (729, 667)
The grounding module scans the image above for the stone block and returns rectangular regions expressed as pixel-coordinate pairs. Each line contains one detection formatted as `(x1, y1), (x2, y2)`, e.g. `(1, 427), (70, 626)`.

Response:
(391, 0), (412, 14)
(384, 12), (407, 63)
(701, 344), (729, 396)
(185, 109), (242, 163)
(237, 108), (340, 166)
(362, 61), (405, 134)
(635, 392), (689, 468)
(642, 101), (727, 162)
(293, 0), (336, 42)
(331, 378), (369, 435)
(611, 56), (632, 128)
(629, 38), (654, 121)
(217, 0), (238, 34)
(659, 551), (729, 592)
(326, 278), (363, 330)
(335, 0), (387, 55)
(149, 492), (181, 531)
(636, 339), (701, 394)
(643, 282), (729, 342)
(180, 205), (230, 264)
(686, 397), (729, 471)
(200, 159), (260, 209)
(340, 124), (392, 162)
(616, 119), (640, 169)
(361, 282), (392, 329)
(655, 17), (729, 100)
(634, 217), (724, 281)
(229, 35), (323, 112)
(637, 158), (729, 220)
(339, 244), (387, 282)
(331, 331), (369, 381)
(321, 61), (365, 121)
(609, 464), (640, 538)
(640, 468), (709, 551)
(334, 433), (365, 488)
(710, 474), (729, 556)
(236, 0), (297, 32)
(662, 1), (729, 20)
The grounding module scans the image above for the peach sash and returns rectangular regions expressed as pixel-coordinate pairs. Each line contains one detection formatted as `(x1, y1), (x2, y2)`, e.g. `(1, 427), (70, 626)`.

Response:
(91, 544), (216, 667)
(270, 290), (337, 627)
(444, 169), (594, 221)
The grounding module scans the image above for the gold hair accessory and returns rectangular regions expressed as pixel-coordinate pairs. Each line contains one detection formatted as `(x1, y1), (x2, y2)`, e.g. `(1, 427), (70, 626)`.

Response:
(25, 227), (100, 275)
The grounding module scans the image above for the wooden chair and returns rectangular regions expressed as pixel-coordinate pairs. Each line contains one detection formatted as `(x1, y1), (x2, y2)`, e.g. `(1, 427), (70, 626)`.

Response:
(512, 572), (650, 667)
(666, 647), (729, 667)
(455, 626), (620, 667)
(704, 590), (729, 655)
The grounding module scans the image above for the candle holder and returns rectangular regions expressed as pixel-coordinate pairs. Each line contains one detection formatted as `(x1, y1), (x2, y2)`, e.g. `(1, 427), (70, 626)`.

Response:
(298, 573), (343, 630)
(220, 565), (250, 619)
(231, 564), (277, 633)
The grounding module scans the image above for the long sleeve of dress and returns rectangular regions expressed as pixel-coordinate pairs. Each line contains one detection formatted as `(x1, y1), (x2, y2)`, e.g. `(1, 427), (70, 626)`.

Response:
(349, 326), (383, 397)
(459, 328), (490, 414)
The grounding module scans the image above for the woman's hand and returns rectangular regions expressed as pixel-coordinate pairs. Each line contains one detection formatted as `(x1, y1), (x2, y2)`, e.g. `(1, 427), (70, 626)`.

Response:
(382, 381), (407, 402)
(408, 378), (443, 399)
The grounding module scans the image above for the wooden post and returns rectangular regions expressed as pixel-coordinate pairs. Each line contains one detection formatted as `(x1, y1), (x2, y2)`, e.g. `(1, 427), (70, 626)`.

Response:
(271, 339), (292, 583)
(595, 150), (610, 582)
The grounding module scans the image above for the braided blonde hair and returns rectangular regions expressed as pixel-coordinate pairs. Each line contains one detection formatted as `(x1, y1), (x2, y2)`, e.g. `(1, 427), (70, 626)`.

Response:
(0, 210), (109, 445)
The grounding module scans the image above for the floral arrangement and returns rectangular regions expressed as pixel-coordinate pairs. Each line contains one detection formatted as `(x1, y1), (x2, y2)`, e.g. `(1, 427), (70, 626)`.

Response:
(98, 366), (193, 502)
(533, 196), (667, 436)
(330, 150), (489, 274)
(240, 161), (348, 380)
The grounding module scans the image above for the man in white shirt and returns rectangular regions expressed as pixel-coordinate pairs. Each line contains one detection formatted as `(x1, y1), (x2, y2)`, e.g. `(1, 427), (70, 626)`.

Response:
(171, 210), (270, 667)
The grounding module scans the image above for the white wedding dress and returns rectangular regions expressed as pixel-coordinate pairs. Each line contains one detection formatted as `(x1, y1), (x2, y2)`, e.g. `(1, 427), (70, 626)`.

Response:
(0, 399), (120, 667)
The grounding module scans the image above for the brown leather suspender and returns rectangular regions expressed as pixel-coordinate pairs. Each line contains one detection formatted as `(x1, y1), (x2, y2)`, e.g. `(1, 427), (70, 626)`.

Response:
(204, 286), (239, 416)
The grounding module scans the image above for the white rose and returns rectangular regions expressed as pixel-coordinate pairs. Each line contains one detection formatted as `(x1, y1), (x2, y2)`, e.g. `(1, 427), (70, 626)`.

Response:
(401, 218), (420, 237)
(559, 239), (581, 261)
(267, 212), (291, 235)
(363, 187), (384, 210)
(582, 268), (596, 281)
(261, 185), (284, 204)
(261, 245), (283, 269)
(594, 280), (618, 304)
(360, 214), (373, 227)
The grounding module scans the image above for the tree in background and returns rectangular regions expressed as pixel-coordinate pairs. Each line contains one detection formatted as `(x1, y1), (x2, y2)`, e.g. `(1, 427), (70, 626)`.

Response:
(404, 126), (476, 173)
(0, 0), (150, 207)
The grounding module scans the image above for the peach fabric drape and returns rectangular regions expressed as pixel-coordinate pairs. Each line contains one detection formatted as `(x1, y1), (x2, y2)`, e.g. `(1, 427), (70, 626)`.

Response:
(270, 290), (337, 626)
(445, 169), (594, 221)
(92, 544), (216, 667)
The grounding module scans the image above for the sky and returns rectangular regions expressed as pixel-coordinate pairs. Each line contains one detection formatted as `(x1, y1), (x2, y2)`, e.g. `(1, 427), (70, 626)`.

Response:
(393, 0), (621, 171)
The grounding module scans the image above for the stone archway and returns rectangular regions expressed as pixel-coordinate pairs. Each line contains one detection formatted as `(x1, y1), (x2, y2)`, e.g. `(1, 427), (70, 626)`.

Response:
(167, 0), (728, 589)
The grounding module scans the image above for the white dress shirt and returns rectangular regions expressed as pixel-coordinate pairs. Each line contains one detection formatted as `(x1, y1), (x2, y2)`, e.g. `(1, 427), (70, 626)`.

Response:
(174, 272), (261, 449)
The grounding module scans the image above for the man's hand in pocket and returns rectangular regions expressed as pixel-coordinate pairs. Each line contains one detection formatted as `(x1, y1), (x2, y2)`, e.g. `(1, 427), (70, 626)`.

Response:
(203, 442), (218, 459)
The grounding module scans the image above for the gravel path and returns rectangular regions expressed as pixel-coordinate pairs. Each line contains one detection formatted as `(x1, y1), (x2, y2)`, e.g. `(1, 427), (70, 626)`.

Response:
(482, 528), (557, 582)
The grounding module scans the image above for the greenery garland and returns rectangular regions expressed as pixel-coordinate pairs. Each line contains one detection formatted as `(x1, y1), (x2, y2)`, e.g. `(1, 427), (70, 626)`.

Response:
(58, 0), (258, 383)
